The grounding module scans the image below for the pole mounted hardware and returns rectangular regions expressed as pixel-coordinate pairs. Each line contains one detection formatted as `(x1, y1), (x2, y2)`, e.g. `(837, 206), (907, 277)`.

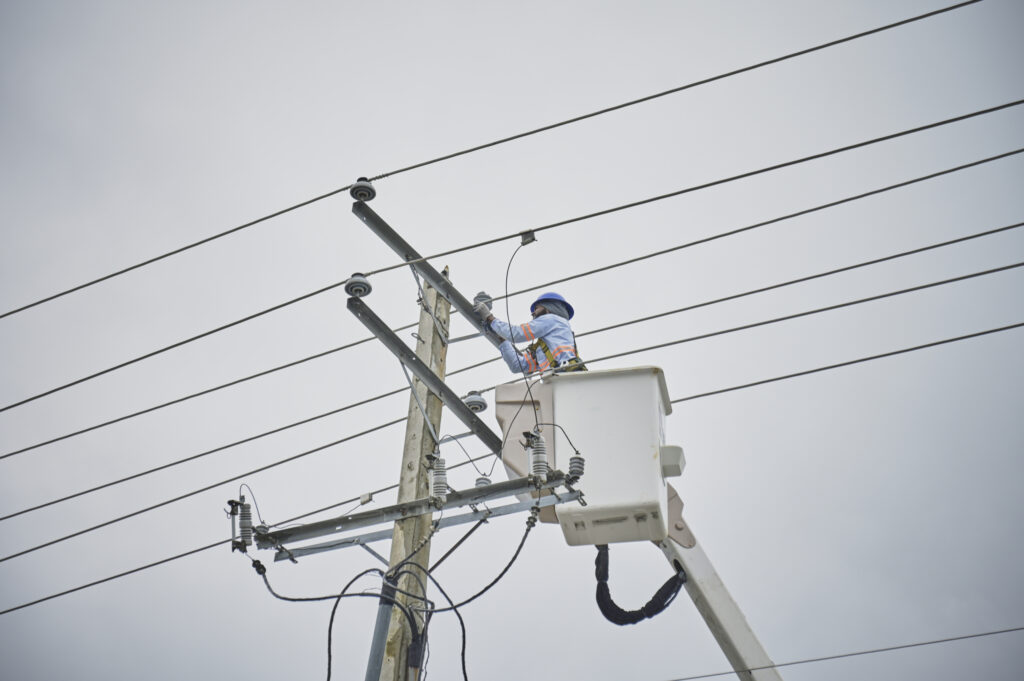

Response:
(350, 177), (376, 202)
(347, 296), (504, 456)
(345, 273), (373, 297)
(271, 485), (580, 562)
(351, 201), (506, 348)
(463, 390), (488, 413)
(254, 471), (578, 554)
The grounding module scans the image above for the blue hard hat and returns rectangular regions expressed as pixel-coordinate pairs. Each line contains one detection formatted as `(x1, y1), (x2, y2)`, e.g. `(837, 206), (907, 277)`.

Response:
(531, 292), (574, 319)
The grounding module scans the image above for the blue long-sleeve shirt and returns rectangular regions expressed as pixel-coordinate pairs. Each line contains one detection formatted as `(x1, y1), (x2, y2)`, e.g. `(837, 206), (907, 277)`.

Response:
(489, 314), (579, 374)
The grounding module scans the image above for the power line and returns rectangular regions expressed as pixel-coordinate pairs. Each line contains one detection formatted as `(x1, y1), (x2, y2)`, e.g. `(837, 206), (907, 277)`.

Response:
(0, 454), (493, 617)
(0, 418), (407, 564)
(384, 98), (1024, 270)
(0, 0), (981, 321)
(0, 185), (355, 321)
(2, 330), (1019, 648)
(591, 261), (1024, 366)
(5, 219), (1020, 520)
(0, 279), (351, 414)
(671, 321), (1024, 403)
(665, 625), (1024, 681)
(578, 221), (1024, 341)
(1, 314), (1016, 616)
(0, 333), (396, 461)
(501, 150), (1024, 302)
(4, 101), (1020, 416)
(5, 149), (1017, 464)
(372, 1), (983, 182)
(0, 388), (409, 521)
(3, 258), (1018, 558)
(0, 538), (228, 617)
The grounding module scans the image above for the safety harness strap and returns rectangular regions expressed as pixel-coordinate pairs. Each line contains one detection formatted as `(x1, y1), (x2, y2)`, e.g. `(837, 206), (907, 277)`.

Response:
(528, 337), (588, 372)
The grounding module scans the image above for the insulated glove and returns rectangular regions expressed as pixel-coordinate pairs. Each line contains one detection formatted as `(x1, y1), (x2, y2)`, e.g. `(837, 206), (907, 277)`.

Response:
(473, 301), (492, 320)
(473, 291), (493, 310)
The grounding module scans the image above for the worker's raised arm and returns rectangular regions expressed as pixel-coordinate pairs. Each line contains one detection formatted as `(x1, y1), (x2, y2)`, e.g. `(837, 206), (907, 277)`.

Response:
(489, 315), (561, 344)
(497, 340), (538, 374)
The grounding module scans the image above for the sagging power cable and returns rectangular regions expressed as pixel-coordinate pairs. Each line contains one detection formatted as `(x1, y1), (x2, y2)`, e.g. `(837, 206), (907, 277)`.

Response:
(3, 98), (1019, 415)
(382, 98), (1024, 272)
(1, 322), (1020, 617)
(0, 0), (980, 321)
(257, 565), (426, 679)
(0, 453), (486, 618)
(671, 321), (1024, 404)
(428, 506), (540, 614)
(664, 625), (1024, 681)
(3, 144), (1020, 466)
(6, 147), (1015, 466)
(5, 220), (1020, 522)
(587, 261), (1024, 366)
(0, 418), (408, 564)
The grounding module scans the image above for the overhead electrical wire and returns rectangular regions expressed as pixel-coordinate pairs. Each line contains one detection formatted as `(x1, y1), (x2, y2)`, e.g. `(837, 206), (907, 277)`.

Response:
(0, 185), (357, 321)
(0, 0), (981, 321)
(4, 218), (1021, 521)
(500, 149), (1024, 303)
(2, 99), (1020, 416)
(1, 320), (1020, 616)
(0, 418), (408, 564)
(377, 98), (1023, 272)
(588, 261), (1024, 365)
(671, 321), (1024, 404)
(2, 259), (1019, 561)
(0, 335), (388, 460)
(0, 454), (493, 616)
(0, 388), (409, 520)
(664, 625), (1024, 681)
(372, 0), (983, 183)
(4, 147), (1018, 464)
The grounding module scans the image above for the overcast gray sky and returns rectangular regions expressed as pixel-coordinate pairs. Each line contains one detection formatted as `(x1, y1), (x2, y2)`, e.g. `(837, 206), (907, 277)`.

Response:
(1, 1), (1022, 679)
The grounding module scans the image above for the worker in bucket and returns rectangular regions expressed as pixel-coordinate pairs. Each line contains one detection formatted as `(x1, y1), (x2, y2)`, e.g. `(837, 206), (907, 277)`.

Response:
(473, 291), (586, 374)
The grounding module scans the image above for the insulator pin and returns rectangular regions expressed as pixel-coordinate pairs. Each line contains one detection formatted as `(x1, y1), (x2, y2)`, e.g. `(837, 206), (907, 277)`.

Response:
(239, 502), (253, 548)
(568, 453), (585, 480)
(475, 475), (491, 487)
(431, 458), (448, 501)
(527, 431), (549, 480)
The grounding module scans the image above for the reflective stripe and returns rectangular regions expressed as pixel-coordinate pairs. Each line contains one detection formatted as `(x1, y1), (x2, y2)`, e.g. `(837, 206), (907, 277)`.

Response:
(521, 324), (535, 340)
(552, 344), (576, 359)
(525, 353), (539, 372)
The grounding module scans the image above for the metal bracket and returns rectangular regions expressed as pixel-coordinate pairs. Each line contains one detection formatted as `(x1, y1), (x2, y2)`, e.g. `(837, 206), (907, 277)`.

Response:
(400, 364), (440, 446)
(347, 296), (504, 455)
(666, 482), (696, 548)
(351, 201), (505, 348)
(274, 490), (579, 562)
(257, 471), (568, 548)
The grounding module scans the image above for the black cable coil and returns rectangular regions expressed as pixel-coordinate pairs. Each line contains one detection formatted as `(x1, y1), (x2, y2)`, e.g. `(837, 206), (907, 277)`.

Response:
(594, 544), (686, 625)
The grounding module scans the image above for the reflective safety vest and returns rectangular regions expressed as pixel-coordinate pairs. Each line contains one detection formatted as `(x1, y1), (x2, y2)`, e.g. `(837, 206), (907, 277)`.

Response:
(491, 314), (586, 375)
(527, 337), (587, 373)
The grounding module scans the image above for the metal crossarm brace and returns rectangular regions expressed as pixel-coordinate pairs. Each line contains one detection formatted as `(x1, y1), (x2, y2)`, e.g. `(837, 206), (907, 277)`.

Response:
(256, 472), (566, 548)
(273, 490), (580, 562)
(347, 296), (504, 455)
(351, 201), (506, 348)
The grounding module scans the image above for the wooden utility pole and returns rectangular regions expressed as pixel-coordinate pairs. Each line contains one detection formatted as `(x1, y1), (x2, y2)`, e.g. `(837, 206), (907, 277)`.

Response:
(374, 271), (451, 681)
